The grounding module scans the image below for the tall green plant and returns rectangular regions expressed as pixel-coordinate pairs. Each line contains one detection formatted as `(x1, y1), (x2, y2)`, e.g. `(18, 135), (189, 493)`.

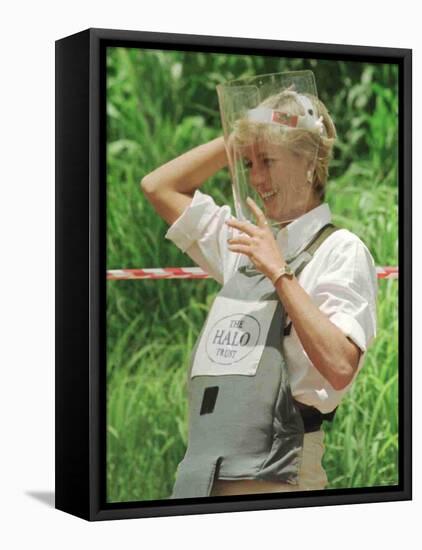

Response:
(106, 48), (399, 502)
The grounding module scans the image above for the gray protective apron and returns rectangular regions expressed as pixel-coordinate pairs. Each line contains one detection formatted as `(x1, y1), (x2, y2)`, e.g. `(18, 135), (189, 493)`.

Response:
(170, 224), (339, 499)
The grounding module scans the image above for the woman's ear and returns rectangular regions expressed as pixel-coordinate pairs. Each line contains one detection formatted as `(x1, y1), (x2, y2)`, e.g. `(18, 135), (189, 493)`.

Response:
(306, 169), (313, 183)
(306, 160), (316, 183)
(306, 164), (314, 183)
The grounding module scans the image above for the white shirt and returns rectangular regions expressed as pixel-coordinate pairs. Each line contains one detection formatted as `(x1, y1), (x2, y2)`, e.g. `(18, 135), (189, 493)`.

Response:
(164, 189), (378, 413)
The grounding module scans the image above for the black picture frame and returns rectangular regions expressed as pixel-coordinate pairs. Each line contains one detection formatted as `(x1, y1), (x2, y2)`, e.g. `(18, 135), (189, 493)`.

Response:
(55, 27), (412, 521)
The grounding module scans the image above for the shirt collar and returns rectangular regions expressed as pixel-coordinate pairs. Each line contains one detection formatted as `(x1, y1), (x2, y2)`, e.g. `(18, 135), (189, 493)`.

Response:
(275, 203), (332, 261)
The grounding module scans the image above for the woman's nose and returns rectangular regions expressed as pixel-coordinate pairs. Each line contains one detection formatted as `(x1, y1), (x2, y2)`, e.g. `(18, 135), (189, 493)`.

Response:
(249, 165), (266, 187)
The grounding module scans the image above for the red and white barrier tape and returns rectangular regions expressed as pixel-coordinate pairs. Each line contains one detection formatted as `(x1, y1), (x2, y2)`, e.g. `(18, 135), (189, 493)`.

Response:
(107, 266), (398, 281)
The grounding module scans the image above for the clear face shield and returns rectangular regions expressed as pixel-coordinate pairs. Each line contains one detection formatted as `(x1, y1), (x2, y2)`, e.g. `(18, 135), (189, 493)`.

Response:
(216, 71), (326, 230)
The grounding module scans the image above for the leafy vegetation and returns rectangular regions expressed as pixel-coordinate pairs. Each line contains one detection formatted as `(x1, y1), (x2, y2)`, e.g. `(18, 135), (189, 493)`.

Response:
(106, 47), (398, 502)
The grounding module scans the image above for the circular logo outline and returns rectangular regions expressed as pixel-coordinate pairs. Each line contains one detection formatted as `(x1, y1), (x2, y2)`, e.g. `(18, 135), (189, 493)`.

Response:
(205, 312), (261, 366)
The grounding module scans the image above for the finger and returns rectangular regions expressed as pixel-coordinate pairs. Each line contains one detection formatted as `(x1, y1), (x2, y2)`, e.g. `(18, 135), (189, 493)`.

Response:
(225, 217), (257, 237)
(227, 235), (252, 246)
(246, 196), (268, 228)
(227, 244), (251, 256)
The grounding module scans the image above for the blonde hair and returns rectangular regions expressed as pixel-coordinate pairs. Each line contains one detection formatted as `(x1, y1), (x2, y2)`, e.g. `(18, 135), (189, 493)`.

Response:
(232, 90), (337, 201)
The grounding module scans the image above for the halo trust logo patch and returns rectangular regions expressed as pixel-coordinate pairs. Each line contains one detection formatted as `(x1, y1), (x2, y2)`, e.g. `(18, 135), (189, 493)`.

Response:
(206, 313), (261, 365)
(190, 297), (277, 378)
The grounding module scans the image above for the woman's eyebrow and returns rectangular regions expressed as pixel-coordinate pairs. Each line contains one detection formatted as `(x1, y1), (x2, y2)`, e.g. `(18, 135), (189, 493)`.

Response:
(240, 152), (278, 160)
(259, 151), (279, 157)
(238, 146), (279, 158)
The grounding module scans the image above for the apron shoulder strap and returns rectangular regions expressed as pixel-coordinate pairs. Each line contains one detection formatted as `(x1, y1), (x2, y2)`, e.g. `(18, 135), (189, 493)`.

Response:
(289, 223), (340, 278)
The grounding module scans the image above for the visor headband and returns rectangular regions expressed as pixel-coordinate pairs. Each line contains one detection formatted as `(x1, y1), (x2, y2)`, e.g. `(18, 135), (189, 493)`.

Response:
(246, 93), (326, 136)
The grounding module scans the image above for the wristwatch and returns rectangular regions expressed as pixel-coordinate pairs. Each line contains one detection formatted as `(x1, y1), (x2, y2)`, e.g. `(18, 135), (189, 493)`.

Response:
(270, 264), (294, 286)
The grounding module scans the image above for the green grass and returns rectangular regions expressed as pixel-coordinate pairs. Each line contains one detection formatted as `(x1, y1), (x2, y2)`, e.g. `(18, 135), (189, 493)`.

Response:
(106, 47), (399, 502)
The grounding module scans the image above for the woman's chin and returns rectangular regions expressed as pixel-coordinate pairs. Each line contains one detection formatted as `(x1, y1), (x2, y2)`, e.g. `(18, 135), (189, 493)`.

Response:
(263, 200), (307, 224)
(263, 203), (291, 224)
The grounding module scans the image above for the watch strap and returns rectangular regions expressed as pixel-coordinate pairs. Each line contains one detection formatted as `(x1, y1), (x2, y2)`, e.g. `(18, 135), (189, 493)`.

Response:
(271, 264), (293, 285)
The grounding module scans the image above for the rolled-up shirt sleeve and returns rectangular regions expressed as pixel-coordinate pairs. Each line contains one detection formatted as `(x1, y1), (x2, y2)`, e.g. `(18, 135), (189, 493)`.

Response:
(310, 234), (378, 356)
(164, 189), (240, 285)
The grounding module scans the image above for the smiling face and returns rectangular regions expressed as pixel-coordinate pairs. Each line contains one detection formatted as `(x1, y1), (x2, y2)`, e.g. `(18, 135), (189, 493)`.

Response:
(236, 138), (318, 224)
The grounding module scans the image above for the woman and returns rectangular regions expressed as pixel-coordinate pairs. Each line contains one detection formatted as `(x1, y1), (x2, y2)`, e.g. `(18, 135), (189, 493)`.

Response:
(141, 72), (377, 498)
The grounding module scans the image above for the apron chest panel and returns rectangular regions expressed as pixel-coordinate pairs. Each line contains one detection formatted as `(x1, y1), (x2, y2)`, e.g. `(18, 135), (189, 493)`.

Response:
(170, 224), (340, 498)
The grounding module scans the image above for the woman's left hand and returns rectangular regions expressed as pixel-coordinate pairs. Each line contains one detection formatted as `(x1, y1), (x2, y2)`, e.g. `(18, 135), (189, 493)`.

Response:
(225, 196), (286, 281)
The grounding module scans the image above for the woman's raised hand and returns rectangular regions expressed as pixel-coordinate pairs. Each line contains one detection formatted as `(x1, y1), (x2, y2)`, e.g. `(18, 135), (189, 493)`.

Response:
(225, 197), (286, 281)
